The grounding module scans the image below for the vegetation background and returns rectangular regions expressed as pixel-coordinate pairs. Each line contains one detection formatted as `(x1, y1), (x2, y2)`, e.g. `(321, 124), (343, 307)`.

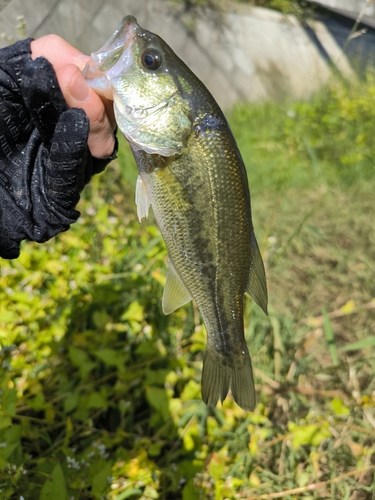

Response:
(0, 1), (375, 499)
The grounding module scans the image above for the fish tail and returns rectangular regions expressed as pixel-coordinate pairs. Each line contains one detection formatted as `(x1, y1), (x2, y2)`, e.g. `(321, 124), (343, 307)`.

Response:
(201, 347), (256, 411)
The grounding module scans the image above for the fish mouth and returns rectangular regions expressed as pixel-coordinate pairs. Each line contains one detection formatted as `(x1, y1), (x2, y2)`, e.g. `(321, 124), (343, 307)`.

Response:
(86, 15), (141, 88)
(91, 16), (138, 71)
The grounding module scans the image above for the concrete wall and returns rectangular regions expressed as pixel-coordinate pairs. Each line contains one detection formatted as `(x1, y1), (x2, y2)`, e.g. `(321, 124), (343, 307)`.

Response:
(0, 0), (361, 109)
(310, 0), (375, 18)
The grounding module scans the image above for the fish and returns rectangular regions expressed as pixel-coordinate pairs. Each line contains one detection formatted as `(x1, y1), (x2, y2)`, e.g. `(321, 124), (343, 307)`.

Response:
(86, 16), (268, 411)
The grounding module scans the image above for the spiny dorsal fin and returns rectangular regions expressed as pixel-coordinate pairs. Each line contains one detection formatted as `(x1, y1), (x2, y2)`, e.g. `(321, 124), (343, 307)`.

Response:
(162, 259), (192, 315)
(246, 232), (268, 315)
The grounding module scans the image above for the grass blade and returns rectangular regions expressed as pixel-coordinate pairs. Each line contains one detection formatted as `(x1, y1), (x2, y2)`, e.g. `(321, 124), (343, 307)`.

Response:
(322, 308), (339, 366)
(341, 336), (375, 352)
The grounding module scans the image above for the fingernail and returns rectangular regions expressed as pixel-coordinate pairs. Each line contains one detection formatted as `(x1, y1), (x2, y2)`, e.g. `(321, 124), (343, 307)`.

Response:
(74, 54), (92, 72)
(68, 71), (90, 102)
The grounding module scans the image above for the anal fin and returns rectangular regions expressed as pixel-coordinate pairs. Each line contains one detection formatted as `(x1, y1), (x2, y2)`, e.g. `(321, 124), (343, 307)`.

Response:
(162, 259), (192, 315)
(246, 232), (268, 315)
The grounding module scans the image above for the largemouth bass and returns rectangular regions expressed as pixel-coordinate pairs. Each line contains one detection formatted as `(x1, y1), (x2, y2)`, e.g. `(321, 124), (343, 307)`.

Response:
(86, 16), (268, 411)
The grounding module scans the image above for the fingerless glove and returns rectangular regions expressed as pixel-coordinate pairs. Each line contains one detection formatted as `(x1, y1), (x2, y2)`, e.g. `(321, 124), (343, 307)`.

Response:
(0, 39), (117, 259)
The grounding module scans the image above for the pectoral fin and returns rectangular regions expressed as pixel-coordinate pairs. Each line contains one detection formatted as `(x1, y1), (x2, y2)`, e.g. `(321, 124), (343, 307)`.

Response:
(246, 233), (268, 315)
(135, 175), (151, 222)
(162, 259), (192, 315)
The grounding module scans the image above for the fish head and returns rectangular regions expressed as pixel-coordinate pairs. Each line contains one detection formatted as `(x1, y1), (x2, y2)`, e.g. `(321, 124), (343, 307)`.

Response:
(86, 15), (192, 156)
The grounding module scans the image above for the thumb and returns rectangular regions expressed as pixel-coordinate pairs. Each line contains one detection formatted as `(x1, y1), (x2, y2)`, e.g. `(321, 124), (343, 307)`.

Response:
(61, 65), (91, 104)
(56, 65), (116, 158)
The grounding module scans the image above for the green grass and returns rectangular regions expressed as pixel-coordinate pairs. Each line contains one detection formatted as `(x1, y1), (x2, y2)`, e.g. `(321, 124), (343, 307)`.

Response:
(0, 78), (375, 499)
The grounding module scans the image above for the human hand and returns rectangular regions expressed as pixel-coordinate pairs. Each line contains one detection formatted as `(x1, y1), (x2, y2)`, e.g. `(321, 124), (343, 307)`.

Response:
(0, 38), (118, 259)
(31, 35), (116, 158)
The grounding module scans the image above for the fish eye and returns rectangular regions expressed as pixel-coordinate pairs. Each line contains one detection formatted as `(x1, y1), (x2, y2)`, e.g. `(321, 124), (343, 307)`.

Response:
(141, 49), (162, 70)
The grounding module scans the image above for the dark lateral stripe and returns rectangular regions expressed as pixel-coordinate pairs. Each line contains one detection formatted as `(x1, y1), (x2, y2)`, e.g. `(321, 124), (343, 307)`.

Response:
(194, 114), (226, 135)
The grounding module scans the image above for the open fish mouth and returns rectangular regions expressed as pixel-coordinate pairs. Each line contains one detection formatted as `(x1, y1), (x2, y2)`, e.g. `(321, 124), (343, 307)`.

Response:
(91, 16), (137, 72)
(84, 16), (139, 97)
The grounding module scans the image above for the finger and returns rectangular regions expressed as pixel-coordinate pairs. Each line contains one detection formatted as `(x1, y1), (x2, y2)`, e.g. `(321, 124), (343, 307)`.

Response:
(31, 35), (91, 73)
(21, 57), (68, 146)
(0, 238), (20, 259)
(47, 108), (89, 204)
(56, 64), (116, 158)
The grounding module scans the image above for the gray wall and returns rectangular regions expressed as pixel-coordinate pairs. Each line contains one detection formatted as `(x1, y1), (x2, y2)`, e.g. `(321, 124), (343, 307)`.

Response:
(0, 0), (363, 109)
(310, 0), (375, 18)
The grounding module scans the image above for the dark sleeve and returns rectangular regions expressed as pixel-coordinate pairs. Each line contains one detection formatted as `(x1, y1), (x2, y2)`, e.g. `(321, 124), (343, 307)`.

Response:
(0, 39), (118, 259)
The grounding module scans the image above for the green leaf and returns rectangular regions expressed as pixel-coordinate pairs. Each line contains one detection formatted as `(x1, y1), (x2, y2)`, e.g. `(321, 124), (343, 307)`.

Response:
(183, 423), (199, 452)
(143, 486), (158, 499)
(63, 391), (79, 413)
(208, 455), (225, 480)
(92, 460), (112, 496)
(3, 387), (17, 416)
(69, 346), (96, 377)
(2, 424), (21, 443)
(145, 369), (170, 386)
(180, 380), (200, 401)
(341, 336), (375, 352)
(92, 309), (111, 328)
(86, 391), (106, 409)
(69, 345), (89, 366)
(95, 348), (127, 369)
(114, 490), (143, 500)
(28, 391), (46, 411)
(0, 311), (17, 322)
(330, 397), (350, 416)
(288, 422), (332, 450)
(0, 416), (12, 430)
(40, 463), (67, 500)
(0, 442), (19, 460)
(121, 301), (144, 322)
(146, 387), (170, 422)
(148, 440), (165, 457)
(136, 341), (158, 356)
(183, 480), (200, 500)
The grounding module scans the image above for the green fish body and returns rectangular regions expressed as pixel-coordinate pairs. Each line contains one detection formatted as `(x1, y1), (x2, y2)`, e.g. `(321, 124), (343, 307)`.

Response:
(86, 16), (268, 411)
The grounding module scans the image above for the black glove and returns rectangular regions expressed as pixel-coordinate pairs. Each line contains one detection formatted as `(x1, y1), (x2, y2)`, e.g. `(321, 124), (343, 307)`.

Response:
(0, 39), (117, 259)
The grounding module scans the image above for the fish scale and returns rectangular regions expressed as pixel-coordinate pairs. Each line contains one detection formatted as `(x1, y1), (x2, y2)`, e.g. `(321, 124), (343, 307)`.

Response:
(86, 15), (268, 411)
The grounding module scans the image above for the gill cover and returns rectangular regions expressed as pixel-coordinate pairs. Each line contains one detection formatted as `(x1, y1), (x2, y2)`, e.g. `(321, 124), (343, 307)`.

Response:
(86, 16), (192, 156)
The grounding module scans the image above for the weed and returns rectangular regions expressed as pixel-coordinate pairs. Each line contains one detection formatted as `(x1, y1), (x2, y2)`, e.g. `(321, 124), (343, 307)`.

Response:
(0, 80), (374, 498)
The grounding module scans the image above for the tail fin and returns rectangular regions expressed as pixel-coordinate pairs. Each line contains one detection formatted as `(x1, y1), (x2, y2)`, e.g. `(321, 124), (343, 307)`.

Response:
(201, 348), (256, 411)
